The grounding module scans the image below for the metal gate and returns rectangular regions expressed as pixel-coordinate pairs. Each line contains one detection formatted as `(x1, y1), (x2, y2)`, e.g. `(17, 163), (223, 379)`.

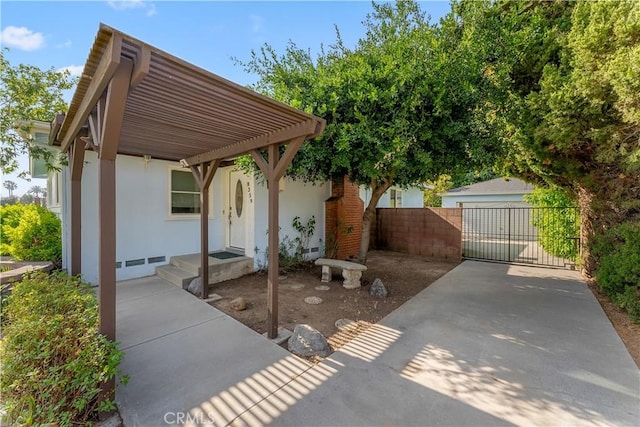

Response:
(462, 207), (580, 268)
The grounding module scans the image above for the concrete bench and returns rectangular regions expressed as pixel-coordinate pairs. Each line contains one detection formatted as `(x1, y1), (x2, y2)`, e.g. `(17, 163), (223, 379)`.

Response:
(314, 258), (367, 289)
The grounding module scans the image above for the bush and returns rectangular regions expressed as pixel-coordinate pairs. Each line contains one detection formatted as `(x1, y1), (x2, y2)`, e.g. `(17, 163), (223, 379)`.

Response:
(0, 271), (124, 425)
(0, 204), (23, 255)
(591, 221), (640, 322)
(524, 187), (580, 261)
(0, 204), (61, 263)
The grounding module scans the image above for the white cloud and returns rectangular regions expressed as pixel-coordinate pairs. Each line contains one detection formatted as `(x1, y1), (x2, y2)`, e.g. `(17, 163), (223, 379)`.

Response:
(56, 40), (72, 49)
(58, 65), (84, 77)
(249, 14), (265, 33)
(107, 0), (157, 16)
(107, 0), (145, 10)
(0, 26), (44, 51)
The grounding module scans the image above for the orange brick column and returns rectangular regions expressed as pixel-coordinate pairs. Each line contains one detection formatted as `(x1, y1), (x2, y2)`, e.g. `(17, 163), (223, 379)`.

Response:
(324, 176), (364, 260)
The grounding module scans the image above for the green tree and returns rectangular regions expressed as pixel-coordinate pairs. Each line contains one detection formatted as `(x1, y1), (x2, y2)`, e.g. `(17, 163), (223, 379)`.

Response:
(3, 179), (17, 197)
(0, 48), (75, 177)
(239, 1), (497, 260)
(423, 174), (452, 207)
(460, 0), (640, 273)
(28, 185), (45, 198)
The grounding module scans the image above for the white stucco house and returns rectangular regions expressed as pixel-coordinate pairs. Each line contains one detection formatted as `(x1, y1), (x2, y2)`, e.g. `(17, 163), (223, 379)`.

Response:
(441, 177), (534, 208)
(29, 120), (423, 285)
(360, 186), (424, 208)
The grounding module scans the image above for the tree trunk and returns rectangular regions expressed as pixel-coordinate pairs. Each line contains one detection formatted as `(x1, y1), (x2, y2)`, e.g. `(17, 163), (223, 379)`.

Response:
(358, 178), (393, 263)
(577, 186), (596, 277)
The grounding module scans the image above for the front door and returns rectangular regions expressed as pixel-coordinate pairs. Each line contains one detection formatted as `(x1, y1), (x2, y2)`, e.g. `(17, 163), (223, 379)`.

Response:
(228, 170), (247, 250)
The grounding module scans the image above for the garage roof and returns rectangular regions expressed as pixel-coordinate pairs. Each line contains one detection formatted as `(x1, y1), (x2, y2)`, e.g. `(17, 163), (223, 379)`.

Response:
(445, 178), (534, 195)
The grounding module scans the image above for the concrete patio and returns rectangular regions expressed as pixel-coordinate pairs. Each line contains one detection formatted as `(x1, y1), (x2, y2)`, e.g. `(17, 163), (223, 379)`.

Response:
(115, 261), (639, 426)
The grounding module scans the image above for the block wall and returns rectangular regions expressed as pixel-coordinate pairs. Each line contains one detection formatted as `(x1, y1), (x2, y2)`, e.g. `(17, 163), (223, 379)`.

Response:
(372, 208), (462, 260)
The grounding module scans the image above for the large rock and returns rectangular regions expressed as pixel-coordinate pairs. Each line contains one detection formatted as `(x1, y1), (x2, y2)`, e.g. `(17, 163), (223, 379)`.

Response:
(288, 324), (332, 357)
(370, 278), (388, 298)
(230, 297), (247, 311)
(187, 277), (202, 296)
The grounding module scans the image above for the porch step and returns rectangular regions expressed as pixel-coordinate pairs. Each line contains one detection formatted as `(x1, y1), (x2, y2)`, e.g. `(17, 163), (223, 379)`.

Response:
(156, 253), (255, 287)
(156, 264), (196, 289)
(170, 256), (200, 276)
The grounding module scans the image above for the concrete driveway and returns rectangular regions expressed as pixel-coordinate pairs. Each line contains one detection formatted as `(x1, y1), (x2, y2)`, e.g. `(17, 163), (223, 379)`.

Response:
(116, 261), (639, 426)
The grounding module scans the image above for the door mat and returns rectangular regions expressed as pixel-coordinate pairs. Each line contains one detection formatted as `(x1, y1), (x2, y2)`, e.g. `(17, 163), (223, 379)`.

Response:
(209, 251), (243, 260)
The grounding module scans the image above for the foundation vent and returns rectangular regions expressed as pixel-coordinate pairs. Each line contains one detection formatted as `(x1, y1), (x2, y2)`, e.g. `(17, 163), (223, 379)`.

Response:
(125, 258), (145, 267)
(148, 256), (166, 264)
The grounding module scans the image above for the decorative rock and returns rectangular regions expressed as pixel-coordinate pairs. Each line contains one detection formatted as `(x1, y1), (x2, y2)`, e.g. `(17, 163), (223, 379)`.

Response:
(289, 283), (306, 291)
(230, 297), (247, 311)
(315, 285), (330, 291)
(304, 296), (323, 305)
(288, 324), (332, 357)
(187, 277), (202, 295)
(335, 318), (357, 331)
(370, 278), (388, 298)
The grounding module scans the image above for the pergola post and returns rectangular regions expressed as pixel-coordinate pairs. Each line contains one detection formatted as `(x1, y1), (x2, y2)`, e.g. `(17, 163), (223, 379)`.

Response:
(251, 137), (306, 338)
(98, 157), (117, 340)
(69, 137), (85, 276)
(95, 59), (132, 341)
(190, 160), (220, 299)
(267, 144), (280, 338)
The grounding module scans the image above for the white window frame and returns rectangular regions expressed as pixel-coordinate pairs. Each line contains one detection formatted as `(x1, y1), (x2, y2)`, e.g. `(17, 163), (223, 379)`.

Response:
(167, 166), (214, 219)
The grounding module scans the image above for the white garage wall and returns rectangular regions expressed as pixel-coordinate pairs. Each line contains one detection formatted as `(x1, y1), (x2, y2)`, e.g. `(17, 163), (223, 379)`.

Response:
(441, 194), (529, 208)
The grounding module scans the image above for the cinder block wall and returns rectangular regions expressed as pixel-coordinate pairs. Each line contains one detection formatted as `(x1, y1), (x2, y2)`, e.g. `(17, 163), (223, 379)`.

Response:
(372, 208), (462, 260)
(325, 176), (364, 260)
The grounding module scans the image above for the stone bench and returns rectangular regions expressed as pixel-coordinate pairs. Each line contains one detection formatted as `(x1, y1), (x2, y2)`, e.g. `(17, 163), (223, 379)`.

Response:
(314, 258), (367, 289)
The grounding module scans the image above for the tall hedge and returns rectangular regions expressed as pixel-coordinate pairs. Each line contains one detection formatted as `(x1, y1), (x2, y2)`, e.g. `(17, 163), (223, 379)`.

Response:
(591, 221), (640, 321)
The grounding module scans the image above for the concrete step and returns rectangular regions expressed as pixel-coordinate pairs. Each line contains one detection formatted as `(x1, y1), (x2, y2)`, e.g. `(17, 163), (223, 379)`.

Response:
(156, 264), (196, 289)
(169, 256), (200, 276)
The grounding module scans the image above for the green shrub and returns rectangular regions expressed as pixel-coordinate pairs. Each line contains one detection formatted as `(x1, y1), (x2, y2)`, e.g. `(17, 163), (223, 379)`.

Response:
(0, 204), (61, 263)
(0, 204), (24, 255)
(524, 187), (580, 261)
(592, 221), (640, 322)
(0, 271), (124, 425)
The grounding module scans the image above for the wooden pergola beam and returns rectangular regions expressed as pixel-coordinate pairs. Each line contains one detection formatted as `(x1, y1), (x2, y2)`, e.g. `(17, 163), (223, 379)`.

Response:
(182, 119), (320, 166)
(131, 46), (151, 89)
(60, 34), (123, 152)
(191, 160), (221, 299)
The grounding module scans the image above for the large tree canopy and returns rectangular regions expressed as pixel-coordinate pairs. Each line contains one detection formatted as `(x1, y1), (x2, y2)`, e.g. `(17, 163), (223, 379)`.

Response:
(0, 49), (75, 177)
(239, 0), (497, 260)
(459, 0), (640, 272)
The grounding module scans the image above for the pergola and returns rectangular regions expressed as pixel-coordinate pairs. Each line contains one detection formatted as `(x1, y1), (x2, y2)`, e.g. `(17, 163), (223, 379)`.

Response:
(50, 24), (325, 341)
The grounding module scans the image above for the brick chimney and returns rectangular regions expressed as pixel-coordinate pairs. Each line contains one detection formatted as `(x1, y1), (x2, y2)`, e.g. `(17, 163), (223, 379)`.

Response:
(324, 176), (364, 260)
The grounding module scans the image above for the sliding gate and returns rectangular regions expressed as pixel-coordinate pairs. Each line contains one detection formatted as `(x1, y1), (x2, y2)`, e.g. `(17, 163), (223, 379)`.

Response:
(462, 207), (580, 268)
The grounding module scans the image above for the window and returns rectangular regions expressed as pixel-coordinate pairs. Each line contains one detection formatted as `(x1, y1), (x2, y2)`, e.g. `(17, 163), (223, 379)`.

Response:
(390, 189), (403, 208)
(170, 170), (200, 214)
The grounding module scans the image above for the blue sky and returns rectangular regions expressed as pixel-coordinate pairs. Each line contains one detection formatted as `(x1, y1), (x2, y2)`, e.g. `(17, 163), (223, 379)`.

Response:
(1, 0), (451, 196)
